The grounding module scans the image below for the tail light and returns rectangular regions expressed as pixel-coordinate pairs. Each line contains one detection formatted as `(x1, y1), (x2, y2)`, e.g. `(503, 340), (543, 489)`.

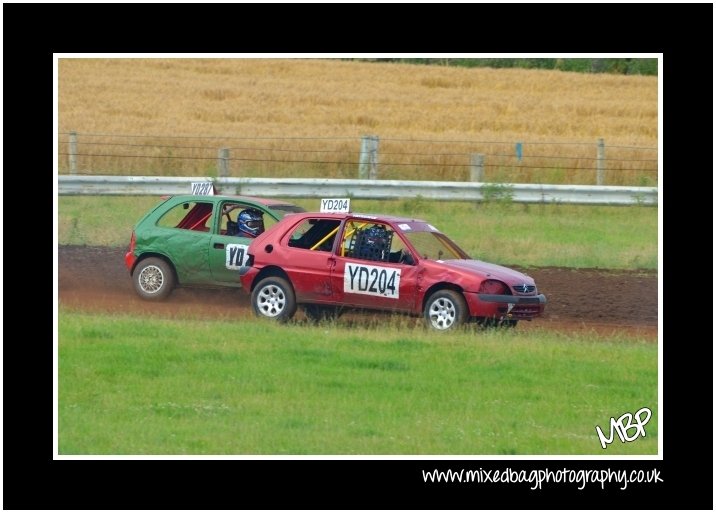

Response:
(478, 279), (509, 295)
(124, 231), (137, 271)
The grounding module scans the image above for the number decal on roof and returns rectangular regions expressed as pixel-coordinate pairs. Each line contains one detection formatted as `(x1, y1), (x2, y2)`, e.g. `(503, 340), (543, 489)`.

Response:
(344, 263), (401, 299)
(320, 198), (351, 213)
(226, 244), (250, 269)
(191, 182), (215, 195)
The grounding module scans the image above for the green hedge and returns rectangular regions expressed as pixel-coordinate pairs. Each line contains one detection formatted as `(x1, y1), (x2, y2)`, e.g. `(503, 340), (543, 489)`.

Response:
(345, 58), (657, 76)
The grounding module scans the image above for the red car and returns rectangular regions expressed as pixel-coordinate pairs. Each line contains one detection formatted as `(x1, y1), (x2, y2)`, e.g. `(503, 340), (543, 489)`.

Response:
(239, 211), (546, 330)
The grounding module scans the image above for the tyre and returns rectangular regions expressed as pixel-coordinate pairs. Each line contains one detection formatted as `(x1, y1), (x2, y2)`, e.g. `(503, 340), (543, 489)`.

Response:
(424, 289), (468, 330)
(133, 257), (175, 301)
(251, 276), (297, 322)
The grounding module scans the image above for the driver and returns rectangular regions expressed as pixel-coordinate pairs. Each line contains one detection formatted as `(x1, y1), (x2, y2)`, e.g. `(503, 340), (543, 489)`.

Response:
(237, 208), (265, 238)
(358, 225), (391, 261)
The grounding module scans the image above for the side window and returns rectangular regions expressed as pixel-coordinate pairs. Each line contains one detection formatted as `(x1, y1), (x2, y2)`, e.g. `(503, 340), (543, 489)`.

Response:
(287, 219), (341, 251)
(219, 203), (277, 237)
(157, 201), (214, 232)
(341, 222), (407, 263)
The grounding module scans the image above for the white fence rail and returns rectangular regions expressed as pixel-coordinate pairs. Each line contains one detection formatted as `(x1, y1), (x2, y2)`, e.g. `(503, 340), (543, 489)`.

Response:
(58, 175), (657, 206)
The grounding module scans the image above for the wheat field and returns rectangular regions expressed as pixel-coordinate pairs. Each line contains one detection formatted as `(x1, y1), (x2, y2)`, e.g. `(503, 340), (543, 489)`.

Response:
(58, 58), (658, 184)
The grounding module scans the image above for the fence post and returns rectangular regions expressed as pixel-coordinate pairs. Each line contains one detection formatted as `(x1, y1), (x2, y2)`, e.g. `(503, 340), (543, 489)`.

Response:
(369, 136), (379, 179)
(69, 131), (78, 174)
(218, 148), (230, 177)
(359, 135), (379, 179)
(470, 153), (485, 182)
(596, 138), (605, 185)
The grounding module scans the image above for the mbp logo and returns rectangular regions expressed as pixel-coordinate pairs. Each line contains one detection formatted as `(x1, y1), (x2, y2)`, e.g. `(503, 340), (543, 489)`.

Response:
(595, 407), (652, 449)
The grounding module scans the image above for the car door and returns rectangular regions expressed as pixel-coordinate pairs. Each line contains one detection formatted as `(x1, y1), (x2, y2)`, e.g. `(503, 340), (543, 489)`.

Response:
(208, 201), (278, 285)
(281, 217), (341, 302)
(329, 219), (418, 312)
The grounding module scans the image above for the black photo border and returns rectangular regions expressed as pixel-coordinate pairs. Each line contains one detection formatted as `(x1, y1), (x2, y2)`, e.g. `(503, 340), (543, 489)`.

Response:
(4, 2), (711, 510)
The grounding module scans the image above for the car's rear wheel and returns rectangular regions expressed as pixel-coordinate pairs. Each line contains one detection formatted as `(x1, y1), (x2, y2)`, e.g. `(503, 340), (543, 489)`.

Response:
(133, 257), (175, 301)
(424, 289), (467, 330)
(252, 276), (297, 322)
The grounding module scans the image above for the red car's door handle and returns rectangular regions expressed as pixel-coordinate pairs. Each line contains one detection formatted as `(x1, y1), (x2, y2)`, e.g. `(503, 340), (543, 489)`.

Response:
(214, 243), (225, 249)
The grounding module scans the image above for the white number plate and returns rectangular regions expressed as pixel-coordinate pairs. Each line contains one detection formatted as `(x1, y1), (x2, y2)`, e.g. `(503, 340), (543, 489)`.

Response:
(344, 263), (401, 299)
(225, 244), (250, 269)
(320, 198), (350, 213)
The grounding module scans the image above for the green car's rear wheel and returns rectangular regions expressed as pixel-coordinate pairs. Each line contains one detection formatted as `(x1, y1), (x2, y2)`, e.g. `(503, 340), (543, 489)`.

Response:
(133, 257), (175, 300)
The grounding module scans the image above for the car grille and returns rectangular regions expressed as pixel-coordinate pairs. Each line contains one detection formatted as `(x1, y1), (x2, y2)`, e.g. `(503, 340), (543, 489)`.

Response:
(498, 304), (543, 317)
(512, 284), (536, 294)
(511, 305), (543, 317)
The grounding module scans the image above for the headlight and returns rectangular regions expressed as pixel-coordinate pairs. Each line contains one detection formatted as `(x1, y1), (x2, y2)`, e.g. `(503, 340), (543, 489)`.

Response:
(478, 279), (509, 295)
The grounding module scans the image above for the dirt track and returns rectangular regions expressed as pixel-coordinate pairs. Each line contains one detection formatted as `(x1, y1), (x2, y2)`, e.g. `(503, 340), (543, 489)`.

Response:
(58, 245), (658, 339)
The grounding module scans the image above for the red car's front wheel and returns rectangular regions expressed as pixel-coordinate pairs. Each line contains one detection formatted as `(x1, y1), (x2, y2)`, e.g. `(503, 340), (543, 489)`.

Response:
(424, 289), (467, 330)
(251, 276), (297, 322)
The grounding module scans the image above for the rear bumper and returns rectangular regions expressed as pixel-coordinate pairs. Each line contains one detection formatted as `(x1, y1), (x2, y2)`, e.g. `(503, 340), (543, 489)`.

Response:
(465, 293), (547, 320)
(239, 266), (260, 290)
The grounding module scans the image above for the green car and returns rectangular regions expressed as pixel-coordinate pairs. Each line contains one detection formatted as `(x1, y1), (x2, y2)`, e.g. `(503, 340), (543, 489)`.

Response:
(124, 194), (305, 300)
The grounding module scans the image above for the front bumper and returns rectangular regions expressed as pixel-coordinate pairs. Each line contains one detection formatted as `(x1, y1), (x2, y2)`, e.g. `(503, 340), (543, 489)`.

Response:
(466, 293), (547, 320)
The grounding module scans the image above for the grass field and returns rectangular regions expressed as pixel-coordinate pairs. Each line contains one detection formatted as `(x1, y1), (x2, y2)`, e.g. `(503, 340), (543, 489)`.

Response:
(58, 310), (658, 456)
(58, 196), (657, 269)
(57, 58), (658, 184)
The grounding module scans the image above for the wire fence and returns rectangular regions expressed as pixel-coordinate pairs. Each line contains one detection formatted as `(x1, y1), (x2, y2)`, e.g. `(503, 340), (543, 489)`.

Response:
(58, 132), (658, 186)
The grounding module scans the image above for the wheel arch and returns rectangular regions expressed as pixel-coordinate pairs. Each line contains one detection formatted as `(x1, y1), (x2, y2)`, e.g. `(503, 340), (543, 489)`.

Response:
(421, 282), (465, 312)
(132, 252), (179, 284)
(250, 266), (292, 293)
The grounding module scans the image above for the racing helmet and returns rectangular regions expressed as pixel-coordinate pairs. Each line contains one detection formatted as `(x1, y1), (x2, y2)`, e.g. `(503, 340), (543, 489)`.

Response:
(356, 224), (392, 261)
(364, 225), (390, 247)
(237, 208), (265, 238)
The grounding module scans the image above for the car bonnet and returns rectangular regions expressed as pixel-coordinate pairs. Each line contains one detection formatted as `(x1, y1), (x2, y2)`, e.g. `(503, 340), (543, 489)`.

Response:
(433, 259), (536, 285)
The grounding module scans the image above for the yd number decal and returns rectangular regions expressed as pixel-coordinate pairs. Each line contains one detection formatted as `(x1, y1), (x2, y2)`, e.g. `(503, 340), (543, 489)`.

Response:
(225, 244), (249, 270)
(344, 263), (401, 298)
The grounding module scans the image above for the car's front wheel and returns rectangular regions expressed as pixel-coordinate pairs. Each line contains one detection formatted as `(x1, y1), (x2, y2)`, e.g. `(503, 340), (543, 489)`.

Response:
(133, 257), (175, 300)
(424, 289), (467, 330)
(251, 276), (297, 322)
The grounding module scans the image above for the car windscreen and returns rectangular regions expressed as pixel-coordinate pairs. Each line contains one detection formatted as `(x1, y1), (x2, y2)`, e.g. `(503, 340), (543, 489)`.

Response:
(403, 231), (470, 260)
